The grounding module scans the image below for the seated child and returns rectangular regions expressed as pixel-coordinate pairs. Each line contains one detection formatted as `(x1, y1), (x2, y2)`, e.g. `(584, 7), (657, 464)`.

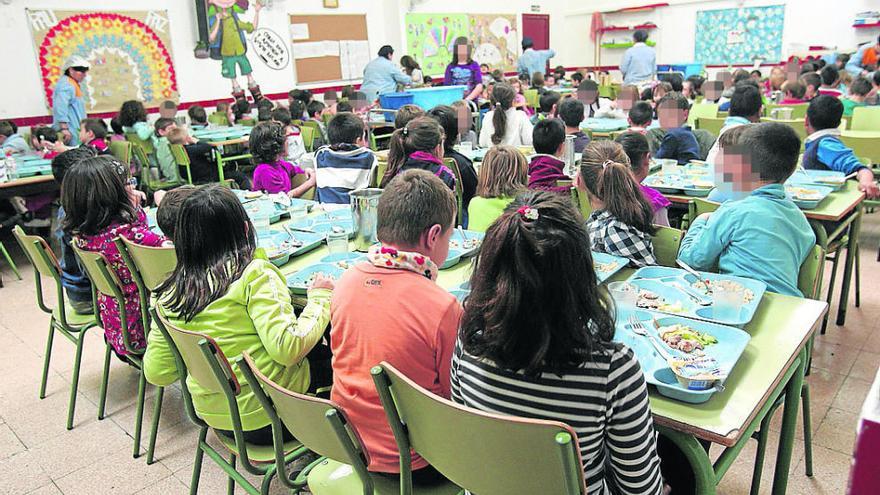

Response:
(558, 98), (590, 153)
(779, 80), (807, 105)
(841, 77), (871, 117)
(314, 112), (377, 204)
(577, 79), (613, 118)
(651, 82), (673, 114)
(530, 91), (561, 125)
(531, 72), (547, 96)
(654, 92), (701, 164)
(702, 80), (724, 104)
(153, 118), (180, 182)
(580, 140), (657, 267)
(155, 185), (196, 242)
(678, 123), (816, 297)
(393, 104), (425, 129)
(145, 185), (333, 445)
(595, 84), (637, 120)
(78, 118), (110, 153)
(706, 124), (754, 203)
(804, 96), (879, 198)
(427, 105), (478, 215)
(509, 78), (533, 116)
(232, 98), (253, 126)
(119, 100), (153, 141)
(527, 119), (570, 194)
(452, 190), (665, 495)
(166, 127), (218, 184)
(336, 101), (354, 113)
(801, 73), (821, 101)
(705, 81), (763, 166)
(270, 107), (306, 164)
(210, 102), (231, 127)
(818, 65), (842, 98)
(616, 131), (670, 226)
(109, 117), (126, 142)
(450, 100), (478, 145)
(289, 89), (313, 118)
(52, 147), (98, 314)
(289, 100), (307, 125)
(571, 72), (585, 85)
(0, 120), (28, 155)
(63, 155), (170, 357)
(467, 145), (528, 232)
(323, 90), (339, 115)
(159, 100), (178, 120)
(479, 83), (534, 147)
(30, 126), (60, 159)
(256, 99), (275, 123)
(553, 65), (566, 83)
(381, 117), (455, 190)
(330, 170), (461, 481)
(307, 101), (328, 146)
(249, 122), (315, 196)
(628, 101), (654, 134)
(187, 105), (209, 130)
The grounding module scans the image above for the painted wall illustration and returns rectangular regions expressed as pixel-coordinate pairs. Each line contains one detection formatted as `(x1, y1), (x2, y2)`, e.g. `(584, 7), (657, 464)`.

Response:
(406, 13), (518, 76)
(694, 5), (786, 65)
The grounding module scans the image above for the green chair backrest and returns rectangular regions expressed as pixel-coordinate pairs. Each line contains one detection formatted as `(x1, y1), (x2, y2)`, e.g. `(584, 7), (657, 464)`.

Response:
(125, 132), (155, 155)
(169, 144), (193, 184)
(764, 103), (808, 120)
(117, 237), (176, 291)
(571, 187), (592, 219)
(688, 197), (721, 222)
(156, 312), (240, 396)
(798, 244), (825, 300)
(72, 244), (125, 299)
(208, 112), (230, 127)
(759, 117), (806, 141)
(523, 89), (539, 109)
(300, 126), (316, 152)
(694, 117), (726, 138)
(851, 106), (880, 132)
(109, 140), (132, 166)
(371, 161), (388, 188)
(688, 103), (718, 128)
(444, 158), (465, 227)
(238, 118), (257, 127)
(372, 362), (586, 495)
(291, 172), (316, 201)
(598, 85), (616, 99)
(302, 120), (322, 135)
(131, 142), (154, 184)
(651, 226), (683, 268)
(13, 225), (60, 283)
(692, 129), (716, 160)
(840, 135), (880, 166)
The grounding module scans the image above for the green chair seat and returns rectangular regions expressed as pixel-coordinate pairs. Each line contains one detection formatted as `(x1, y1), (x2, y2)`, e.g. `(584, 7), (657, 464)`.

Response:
(214, 432), (302, 464)
(307, 458), (461, 495)
(52, 305), (97, 328)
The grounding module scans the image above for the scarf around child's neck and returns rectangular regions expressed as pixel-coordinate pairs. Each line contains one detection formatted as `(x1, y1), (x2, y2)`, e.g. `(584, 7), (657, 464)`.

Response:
(368, 243), (439, 281)
(408, 150), (443, 166)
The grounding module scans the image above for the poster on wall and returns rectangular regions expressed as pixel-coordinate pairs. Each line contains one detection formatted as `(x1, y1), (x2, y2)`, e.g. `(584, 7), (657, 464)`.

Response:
(405, 13), (519, 76)
(27, 9), (179, 113)
(694, 5), (785, 65)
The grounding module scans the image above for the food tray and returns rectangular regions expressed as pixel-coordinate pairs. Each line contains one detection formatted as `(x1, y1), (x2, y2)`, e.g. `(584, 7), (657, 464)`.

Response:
(274, 197), (317, 216)
(286, 263), (344, 295)
(643, 174), (714, 196)
(591, 251), (628, 283)
(16, 164), (52, 178)
(785, 184), (834, 210)
(449, 230), (484, 258)
(441, 248), (464, 270)
(613, 310), (750, 403)
(320, 252), (367, 270)
(625, 266), (766, 327)
(787, 169), (846, 191)
(580, 118), (629, 133)
(243, 199), (283, 224)
(289, 213), (356, 238)
(258, 230), (324, 266)
(447, 282), (471, 302)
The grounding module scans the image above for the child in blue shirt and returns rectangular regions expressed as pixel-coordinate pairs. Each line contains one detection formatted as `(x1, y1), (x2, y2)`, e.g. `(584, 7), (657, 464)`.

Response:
(654, 92), (701, 164)
(0, 120), (28, 155)
(678, 122), (815, 297)
(804, 95), (880, 199)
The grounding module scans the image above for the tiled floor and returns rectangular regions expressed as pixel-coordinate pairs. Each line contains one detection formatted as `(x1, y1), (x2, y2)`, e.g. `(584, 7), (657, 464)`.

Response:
(0, 213), (878, 495)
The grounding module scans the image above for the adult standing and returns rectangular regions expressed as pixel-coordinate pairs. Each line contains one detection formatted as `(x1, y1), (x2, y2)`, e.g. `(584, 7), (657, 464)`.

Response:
(52, 56), (89, 146)
(444, 37), (483, 102)
(845, 36), (880, 77)
(517, 37), (556, 79)
(620, 30), (656, 85)
(360, 45), (412, 103)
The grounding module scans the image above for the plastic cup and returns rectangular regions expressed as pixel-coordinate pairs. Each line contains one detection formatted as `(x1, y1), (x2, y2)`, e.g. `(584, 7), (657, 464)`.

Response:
(251, 211), (271, 231)
(326, 231), (349, 255)
(288, 204), (308, 223)
(458, 141), (473, 156)
(713, 286), (743, 320)
(660, 159), (679, 176)
(608, 281), (638, 307)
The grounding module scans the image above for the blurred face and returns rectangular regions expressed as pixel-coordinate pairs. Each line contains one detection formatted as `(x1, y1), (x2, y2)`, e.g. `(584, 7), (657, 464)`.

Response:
(577, 89), (598, 105)
(714, 146), (763, 199)
(546, 75), (556, 86)
(68, 67), (88, 83)
(456, 44), (468, 60)
(682, 81), (693, 98)
(704, 81), (723, 101)
(658, 101), (687, 128)
(770, 68), (785, 90)
(717, 71), (732, 89)
(79, 127), (94, 144)
(785, 61), (800, 83)
(511, 80), (521, 92)
(617, 89), (636, 111)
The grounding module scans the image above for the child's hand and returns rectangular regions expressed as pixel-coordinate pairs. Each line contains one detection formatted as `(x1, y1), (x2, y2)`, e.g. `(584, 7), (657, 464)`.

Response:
(127, 186), (147, 207)
(309, 274), (335, 291)
(153, 189), (167, 206)
(860, 180), (880, 199)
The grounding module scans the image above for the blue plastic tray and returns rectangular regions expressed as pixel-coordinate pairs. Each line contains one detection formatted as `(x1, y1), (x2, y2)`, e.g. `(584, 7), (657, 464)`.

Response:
(625, 266), (766, 327)
(258, 230), (324, 265)
(580, 118), (628, 132)
(286, 263), (344, 295)
(449, 230), (484, 258)
(320, 252), (367, 268)
(787, 170), (847, 191)
(785, 184), (834, 210)
(591, 251), (628, 283)
(243, 199), (283, 224)
(441, 248), (464, 270)
(613, 309), (750, 403)
(290, 214), (356, 238)
(643, 173), (714, 195)
(16, 164), (52, 178)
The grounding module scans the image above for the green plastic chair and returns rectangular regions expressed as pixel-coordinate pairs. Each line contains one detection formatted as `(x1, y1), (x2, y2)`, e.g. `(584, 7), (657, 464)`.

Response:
(687, 197), (721, 223)
(759, 118), (807, 141)
(0, 240), (21, 281)
(109, 140), (133, 167)
(209, 112), (231, 127)
(694, 117), (725, 138)
(764, 103), (808, 120)
(371, 161), (389, 188)
(238, 353), (460, 495)
(850, 106), (880, 131)
(132, 142), (181, 193)
(371, 362), (586, 495)
(151, 311), (309, 495)
(114, 237), (177, 464)
(749, 244), (825, 495)
(688, 102), (718, 128)
(300, 126), (317, 152)
(651, 226), (683, 268)
(570, 186), (592, 220)
(12, 226), (98, 430)
(291, 172), (316, 201)
(72, 243), (154, 459)
(238, 118), (257, 127)
(125, 132), (155, 156)
(693, 129), (717, 160)
(169, 143), (194, 185)
(523, 89), (539, 110)
(840, 134), (880, 165)
(444, 158), (465, 227)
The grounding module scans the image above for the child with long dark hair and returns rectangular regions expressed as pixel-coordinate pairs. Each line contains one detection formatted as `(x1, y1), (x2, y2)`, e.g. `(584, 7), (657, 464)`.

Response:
(145, 185), (333, 445)
(451, 190), (664, 495)
(580, 140), (657, 267)
(400, 55), (424, 85)
(615, 131), (670, 226)
(380, 117), (455, 190)
(118, 100), (152, 140)
(249, 121), (315, 196)
(63, 156), (170, 356)
(443, 37), (483, 101)
(478, 82), (533, 147)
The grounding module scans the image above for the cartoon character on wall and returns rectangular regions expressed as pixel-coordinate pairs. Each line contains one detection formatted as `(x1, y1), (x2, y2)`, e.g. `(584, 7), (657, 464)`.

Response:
(206, 0), (264, 101)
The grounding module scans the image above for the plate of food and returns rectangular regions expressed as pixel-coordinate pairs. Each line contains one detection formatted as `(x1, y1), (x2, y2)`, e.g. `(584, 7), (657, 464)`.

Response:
(591, 251), (629, 283)
(289, 214), (355, 237)
(643, 175), (684, 194)
(286, 263), (344, 295)
(258, 230), (324, 266)
(449, 230), (484, 257)
(787, 169), (846, 191)
(785, 185), (833, 210)
(681, 179), (715, 197)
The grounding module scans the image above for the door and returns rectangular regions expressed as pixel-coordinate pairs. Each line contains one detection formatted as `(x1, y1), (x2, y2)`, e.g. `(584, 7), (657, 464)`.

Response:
(521, 14), (551, 74)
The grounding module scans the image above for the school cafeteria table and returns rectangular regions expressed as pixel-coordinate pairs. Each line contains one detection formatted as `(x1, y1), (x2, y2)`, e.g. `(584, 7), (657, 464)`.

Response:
(276, 213), (827, 494)
(0, 174), (57, 200)
(194, 127), (252, 183)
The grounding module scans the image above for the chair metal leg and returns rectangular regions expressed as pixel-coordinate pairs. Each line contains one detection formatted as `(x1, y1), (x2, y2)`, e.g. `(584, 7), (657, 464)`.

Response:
(146, 386), (164, 465)
(228, 454), (237, 495)
(854, 242), (860, 308)
(190, 429), (207, 495)
(133, 371), (147, 458)
(260, 466), (277, 495)
(97, 344), (112, 420)
(821, 249), (842, 335)
(66, 333), (87, 430)
(750, 415), (772, 495)
(39, 321), (56, 399)
(0, 241), (22, 280)
(802, 384), (813, 477)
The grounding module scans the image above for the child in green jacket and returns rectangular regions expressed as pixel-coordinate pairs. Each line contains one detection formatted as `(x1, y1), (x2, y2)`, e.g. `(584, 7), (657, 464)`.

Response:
(144, 185), (333, 444)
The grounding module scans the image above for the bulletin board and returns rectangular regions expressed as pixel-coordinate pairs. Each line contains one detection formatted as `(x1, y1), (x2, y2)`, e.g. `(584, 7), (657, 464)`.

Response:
(405, 13), (519, 76)
(26, 8), (179, 113)
(288, 14), (369, 84)
(694, 5), (786, 65)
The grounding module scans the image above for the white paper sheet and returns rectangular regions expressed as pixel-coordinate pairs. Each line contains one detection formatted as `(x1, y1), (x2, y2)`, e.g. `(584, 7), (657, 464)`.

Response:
(322, 40), (340, 57)
(292, 41), (324, 59)
(290, 23), (310, 41)
(339, 40), (371, 81)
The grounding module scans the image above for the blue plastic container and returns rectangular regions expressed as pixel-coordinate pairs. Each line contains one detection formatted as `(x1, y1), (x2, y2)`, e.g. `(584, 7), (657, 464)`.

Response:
(378, 92), (414, 122)
(658, 64), (704, 77)
(407, 86), (467, 110)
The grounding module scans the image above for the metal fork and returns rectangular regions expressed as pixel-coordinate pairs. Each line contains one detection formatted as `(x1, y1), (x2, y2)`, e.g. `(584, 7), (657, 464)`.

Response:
(627, 314), (675, 362)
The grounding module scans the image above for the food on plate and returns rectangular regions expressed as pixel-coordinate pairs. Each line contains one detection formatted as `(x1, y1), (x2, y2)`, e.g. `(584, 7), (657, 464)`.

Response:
(689, 179), (714, 189)
(691, 279), (754, 303)
(815, 177), (843, 185)
(657, 301), (686, 313)
(244, 191), (263, 199)
(301, 272), (336, 286)
(636, 289), (663, 309)
(334, 260), (359, 270)
(594, 260), (620, 273)
(658, 324), (718, 353)
(786, 186), (822, 201)
(449, 238), (482, 250)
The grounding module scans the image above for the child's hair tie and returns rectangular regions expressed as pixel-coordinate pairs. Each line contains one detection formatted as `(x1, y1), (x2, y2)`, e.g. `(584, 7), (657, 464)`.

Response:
(517, 205), (539, 221)
(602, 159), (614, 169)
(402, 126), (409, 136)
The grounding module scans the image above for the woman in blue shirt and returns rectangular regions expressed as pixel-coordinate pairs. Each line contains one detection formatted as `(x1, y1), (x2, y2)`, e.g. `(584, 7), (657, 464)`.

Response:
(52, 56), (90, 146)
(620, 30), (656, 85)
(360, 45), (412, 103)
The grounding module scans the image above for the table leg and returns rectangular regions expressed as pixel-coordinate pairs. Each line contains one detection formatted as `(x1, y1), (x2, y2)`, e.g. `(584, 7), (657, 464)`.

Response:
(656, 426), (717, 495)
(835, 209), (861, 326)
(771, 353), (805, 495)
(215, 150), (226, 183)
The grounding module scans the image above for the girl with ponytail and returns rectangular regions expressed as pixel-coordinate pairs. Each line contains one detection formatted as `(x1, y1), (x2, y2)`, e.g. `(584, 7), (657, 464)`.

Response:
(380, 116), (456, 190)
(580, 140), (658, 267)
(479, 82), (533, 148)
